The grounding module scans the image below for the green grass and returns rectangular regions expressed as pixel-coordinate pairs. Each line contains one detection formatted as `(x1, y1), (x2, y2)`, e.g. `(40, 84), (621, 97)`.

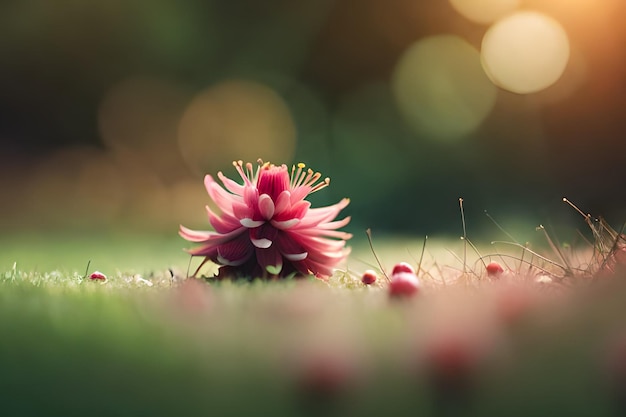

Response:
(0, 231), (189, 273)
(2, 233), (626, 416)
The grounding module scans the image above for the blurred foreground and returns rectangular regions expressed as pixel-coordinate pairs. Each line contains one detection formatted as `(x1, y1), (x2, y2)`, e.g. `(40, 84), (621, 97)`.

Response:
(2, 263), (626, 417)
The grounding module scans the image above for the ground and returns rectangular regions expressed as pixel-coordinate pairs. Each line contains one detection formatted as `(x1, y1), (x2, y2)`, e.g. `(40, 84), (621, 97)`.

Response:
(1, 232), (626, 417)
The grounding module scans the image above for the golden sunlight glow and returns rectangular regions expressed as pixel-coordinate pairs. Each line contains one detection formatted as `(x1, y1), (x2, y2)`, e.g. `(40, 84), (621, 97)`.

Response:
(392, 35), (497, 141)
(449, 0), (521, 24)
(481, 11), (570, 94)
(177, 80), (296, 175)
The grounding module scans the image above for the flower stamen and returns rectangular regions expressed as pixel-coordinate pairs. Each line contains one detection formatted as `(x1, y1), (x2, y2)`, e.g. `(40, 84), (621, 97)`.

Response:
(290, 163), (306, 188)
(299, 169), (314, 188)
(311, 177), (331, 193)
(233, 160), (251, 185)
(246, 161), (255, 180)
(293, 165), (309, 188)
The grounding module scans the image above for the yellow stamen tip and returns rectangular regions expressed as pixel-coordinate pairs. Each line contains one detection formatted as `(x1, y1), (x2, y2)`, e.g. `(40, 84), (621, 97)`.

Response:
(297, 163), (305, 168)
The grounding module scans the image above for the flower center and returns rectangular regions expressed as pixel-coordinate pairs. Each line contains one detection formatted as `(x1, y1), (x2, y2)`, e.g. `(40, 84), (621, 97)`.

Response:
(257, 164), (290, 201)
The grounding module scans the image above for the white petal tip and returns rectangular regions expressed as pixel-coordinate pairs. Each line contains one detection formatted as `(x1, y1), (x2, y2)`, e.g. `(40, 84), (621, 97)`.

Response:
(217, 254), (246, 266)
(251, 238), (273, 249)
(284, 252), (308, 262)
(240, 218), (265, 228)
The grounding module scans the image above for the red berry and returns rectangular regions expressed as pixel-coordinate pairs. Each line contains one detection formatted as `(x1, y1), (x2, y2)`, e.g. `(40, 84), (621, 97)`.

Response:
(391, 262), (416, 276)
(486, 261), (504, 277)
(389, 272), (420, 297)
(361, 270), (377, 285)
(89, 271), (107, 281)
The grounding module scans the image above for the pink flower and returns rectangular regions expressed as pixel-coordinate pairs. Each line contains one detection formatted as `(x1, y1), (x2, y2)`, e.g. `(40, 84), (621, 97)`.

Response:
(180, 160), (352, 279)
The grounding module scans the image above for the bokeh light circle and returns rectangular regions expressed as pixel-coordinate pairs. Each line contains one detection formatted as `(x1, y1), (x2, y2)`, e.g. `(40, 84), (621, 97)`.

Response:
(392, 35), (498, 141)
(449, 0), (521, 24)
(481, 11), (570, 94)
(177, 79), (296, 175)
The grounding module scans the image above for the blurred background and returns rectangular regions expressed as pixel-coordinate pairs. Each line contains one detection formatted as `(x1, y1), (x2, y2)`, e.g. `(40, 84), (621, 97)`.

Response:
(1, 0), (626, 241)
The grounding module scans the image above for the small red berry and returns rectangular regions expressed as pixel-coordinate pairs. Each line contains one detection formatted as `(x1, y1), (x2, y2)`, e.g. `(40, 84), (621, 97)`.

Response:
(391, 262), (416, 276)
(486, 261), (504, 277)
(361, 270), (377, 285)
(89, 271), (107, 281)
(389, 272), (420, 297)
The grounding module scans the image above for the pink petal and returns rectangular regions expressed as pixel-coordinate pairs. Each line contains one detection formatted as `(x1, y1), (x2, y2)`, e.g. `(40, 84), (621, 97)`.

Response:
(292, 258), (334, 278)
(233, 201), (255, 220)
(179, 225), (218, 242)
(290, 200), (311, 219)
(275, 232), (307, 259)
(274, 190), (291, 215)
(293, 253), (348, 273)
(216, 234), (254, 266)
(295, 228), (353, 240)
(180, 225), (246, 244)
(289, 185), (312, 203)
(293, 198), (349, 228)
(187, 244), (219, 258)
(293, 233), (348, 252)
(204, 175), (241, 215)
(306, 249), (350, 266)
(318, 216), (351, 230)
(258, 193), (275, 220)
(281, 231), (349, 276)
(217, 171), (244, 195)
(257, 165), (290, 200)
(243, 185), (259, 212)
(273, 200), (310, 223)
(270, 219), (300, 230)
(206, 206), (241, 234)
